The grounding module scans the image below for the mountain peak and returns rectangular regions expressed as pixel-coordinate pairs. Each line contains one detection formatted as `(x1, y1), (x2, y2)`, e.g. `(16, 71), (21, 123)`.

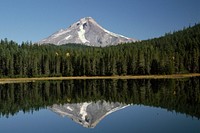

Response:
(73, 17), (93, 25)
(80, 16), (93, 21)
(38, 17), (137, 47)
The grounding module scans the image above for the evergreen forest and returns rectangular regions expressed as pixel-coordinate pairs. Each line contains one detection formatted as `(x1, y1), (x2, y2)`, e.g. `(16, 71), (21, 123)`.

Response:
(0, 24), (200, 78)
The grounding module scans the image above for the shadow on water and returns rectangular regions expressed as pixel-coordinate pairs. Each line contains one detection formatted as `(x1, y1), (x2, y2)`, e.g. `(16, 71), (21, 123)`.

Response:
(0, 77), (199, 120)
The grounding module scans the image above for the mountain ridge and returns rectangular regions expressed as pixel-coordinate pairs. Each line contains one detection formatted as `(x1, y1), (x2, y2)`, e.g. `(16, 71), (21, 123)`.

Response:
(38, 17), (137, 47)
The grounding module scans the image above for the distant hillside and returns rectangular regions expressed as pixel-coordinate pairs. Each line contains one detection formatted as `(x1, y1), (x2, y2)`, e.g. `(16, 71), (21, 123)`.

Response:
(0, 24), (199, 77)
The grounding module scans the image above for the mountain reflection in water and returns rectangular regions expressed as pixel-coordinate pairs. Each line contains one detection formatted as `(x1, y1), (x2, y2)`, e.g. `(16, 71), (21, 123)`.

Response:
(0, 78), (199, 121)
(49, 101), (129, 128)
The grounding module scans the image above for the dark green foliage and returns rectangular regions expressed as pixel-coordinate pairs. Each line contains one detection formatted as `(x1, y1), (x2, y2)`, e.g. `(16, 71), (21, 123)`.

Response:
(0, 24), (200, 77)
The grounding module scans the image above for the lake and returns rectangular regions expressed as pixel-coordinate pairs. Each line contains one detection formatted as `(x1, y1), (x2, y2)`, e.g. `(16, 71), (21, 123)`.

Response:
(0, 78), (200, 133)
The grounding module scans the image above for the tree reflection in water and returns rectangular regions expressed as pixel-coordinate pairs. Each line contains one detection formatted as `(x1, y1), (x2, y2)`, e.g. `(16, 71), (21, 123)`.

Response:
(0, 78), (199, 120)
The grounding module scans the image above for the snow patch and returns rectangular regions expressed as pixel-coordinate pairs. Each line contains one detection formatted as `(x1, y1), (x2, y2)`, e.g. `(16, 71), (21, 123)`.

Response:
(52, 29), (71, 38)
(103, 29), (130, 39)
(52, 108), (72, 117)
(80, 17), (89, 24)
(65, 35), (71, 40)
(80, 102), (91, 120)
(78, 25), (90, 43)
(105, 104), (130, 116)
(56, 35), (71, 45)
(67, 106), (73, 111)
(41, 39), (47, 42)
(89, 18), (131, 39)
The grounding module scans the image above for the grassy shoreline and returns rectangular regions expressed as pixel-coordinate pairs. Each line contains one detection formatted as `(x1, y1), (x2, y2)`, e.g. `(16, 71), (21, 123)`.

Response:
(0, 73), (200, 84)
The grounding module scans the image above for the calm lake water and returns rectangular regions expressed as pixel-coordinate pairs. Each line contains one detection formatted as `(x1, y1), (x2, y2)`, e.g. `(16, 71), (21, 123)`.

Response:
(0, 78), (200, 133)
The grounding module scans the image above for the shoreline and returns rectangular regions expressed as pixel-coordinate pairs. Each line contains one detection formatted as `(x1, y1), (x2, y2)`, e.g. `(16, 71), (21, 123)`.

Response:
(0, 73), (200, 84)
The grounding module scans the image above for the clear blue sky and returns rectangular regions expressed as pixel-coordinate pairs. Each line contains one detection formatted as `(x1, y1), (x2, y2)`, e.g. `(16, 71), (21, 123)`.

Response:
(0, 0), (200, 43)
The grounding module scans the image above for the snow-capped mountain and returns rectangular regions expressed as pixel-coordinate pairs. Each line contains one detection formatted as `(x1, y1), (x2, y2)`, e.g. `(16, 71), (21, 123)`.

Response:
(38, 17), (136, 47)
(48, 101), (129, 128)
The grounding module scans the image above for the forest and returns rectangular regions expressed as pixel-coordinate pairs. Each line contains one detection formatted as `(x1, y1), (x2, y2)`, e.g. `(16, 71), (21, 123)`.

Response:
(0, 24), (200, 78)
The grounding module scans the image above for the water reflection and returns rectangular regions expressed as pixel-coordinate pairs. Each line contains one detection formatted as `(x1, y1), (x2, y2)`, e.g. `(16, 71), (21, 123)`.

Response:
(49, 101), (129, 128)
(0, 78), (199, 120)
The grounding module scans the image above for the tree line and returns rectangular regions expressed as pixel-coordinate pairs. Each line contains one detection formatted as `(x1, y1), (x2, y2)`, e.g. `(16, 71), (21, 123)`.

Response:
(0, 24), (199, 78)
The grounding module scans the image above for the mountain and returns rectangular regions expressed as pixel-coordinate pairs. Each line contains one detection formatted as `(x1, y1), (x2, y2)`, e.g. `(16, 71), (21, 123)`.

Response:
(38, 17), (136, 47)
(48, 101), (129, 128)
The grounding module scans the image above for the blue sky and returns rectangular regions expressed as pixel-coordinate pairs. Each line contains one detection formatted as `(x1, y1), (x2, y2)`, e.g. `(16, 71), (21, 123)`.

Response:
(0, 0), (200, 43)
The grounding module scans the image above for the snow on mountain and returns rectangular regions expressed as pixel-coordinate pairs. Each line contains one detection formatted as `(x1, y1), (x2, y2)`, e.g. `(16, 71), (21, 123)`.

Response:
(37, 17), (137, 47)
(48, 101), (129, 128)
